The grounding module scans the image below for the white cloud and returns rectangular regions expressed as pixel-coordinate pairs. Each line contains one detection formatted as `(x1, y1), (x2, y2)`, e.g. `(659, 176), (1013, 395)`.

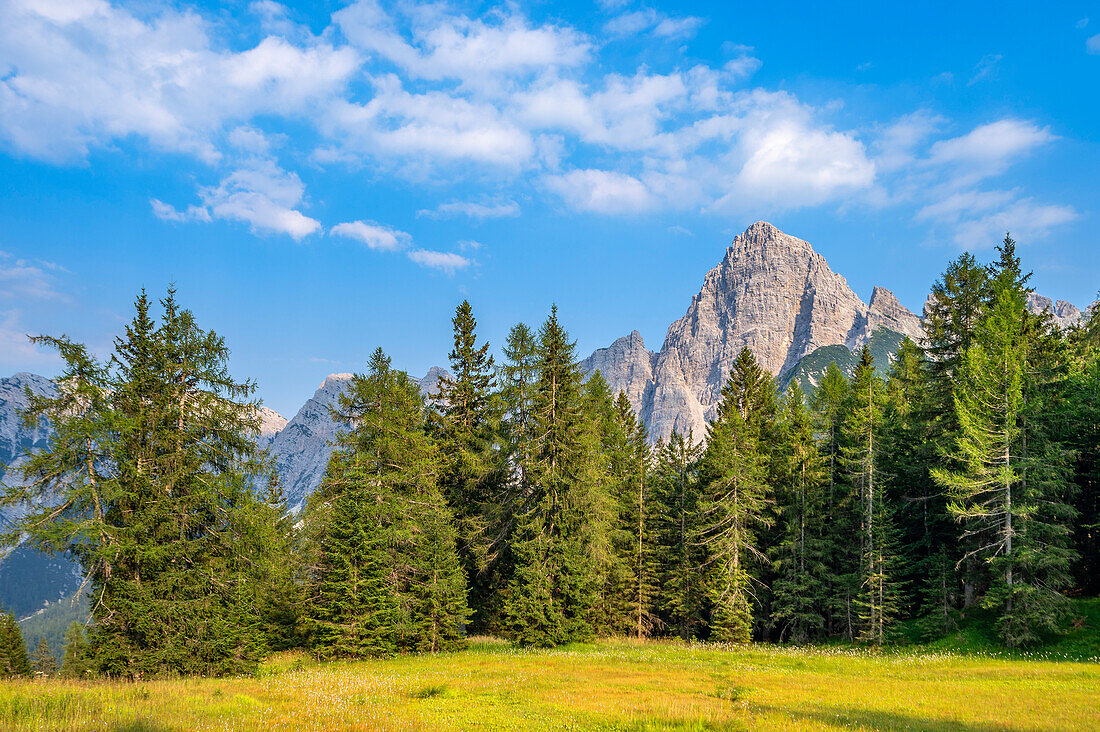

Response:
(0, 257), (65, 301)
(323, 76), (535, 168)
(407, 249), (471, 273)
(1089, 34), (1100, 54)
(335, 1), (589, 86)
(198, 159), (321, 239)
(872, 110), (945, 172)
(545, 169), (654, 214)
(712, 91), (876, 210)
(150, 198), (212, 223)
(0, 310), (61, 369)
(330, 220), (411, 250)
(604, 9), (704, 40)
(0, 1), (358, 163)
(927, 119), (1054, 182)
(418, 199), (520, 219)
(457, 239), (481, 250)
(951, 198), (1077, 249)
(1077, 18), (1089, 30)
(968, 54), (1002, 85)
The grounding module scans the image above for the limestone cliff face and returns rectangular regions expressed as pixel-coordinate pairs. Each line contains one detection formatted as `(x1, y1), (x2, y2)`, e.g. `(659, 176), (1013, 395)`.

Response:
(266, 368), (449, 510)
(578, 330), (656, 409)
(579, 222), (923, 443)
(1027, 293), (1087, 330)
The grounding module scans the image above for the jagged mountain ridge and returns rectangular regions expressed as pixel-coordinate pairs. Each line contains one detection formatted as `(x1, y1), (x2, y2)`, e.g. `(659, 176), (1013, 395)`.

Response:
(265, 368), (449, 510)
(580, 222), (925, 443)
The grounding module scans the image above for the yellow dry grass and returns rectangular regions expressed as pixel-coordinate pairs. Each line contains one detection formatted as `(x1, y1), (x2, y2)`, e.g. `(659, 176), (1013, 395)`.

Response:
(2, 638), (1097, 730)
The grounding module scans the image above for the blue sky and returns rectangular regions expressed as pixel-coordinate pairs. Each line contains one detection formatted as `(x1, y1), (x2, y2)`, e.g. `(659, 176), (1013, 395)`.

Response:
(1, 0), (1098, 417)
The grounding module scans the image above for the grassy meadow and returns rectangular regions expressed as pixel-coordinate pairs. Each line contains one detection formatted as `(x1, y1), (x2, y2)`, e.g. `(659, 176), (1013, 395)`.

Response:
(3, 636), (1099, 731)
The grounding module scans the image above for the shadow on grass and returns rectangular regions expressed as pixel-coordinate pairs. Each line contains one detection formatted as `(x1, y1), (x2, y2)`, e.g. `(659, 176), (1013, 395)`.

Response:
(754, 703), (1010, 731)
(109, 722), (176, 732)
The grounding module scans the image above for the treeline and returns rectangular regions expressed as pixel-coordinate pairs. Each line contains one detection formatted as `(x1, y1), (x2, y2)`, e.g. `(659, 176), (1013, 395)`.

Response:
(2, 236), (1098, 677)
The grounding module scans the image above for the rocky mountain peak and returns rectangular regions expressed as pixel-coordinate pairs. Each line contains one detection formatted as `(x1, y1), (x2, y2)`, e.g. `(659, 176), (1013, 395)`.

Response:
(578, 330), (656, 408)
(580, 222), (923, 443)
(1027, 292), (1084, 329)
(866, 286), (923, 344)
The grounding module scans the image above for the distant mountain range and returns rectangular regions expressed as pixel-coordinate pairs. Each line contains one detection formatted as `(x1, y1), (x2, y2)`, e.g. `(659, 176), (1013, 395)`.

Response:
(2, 221), (1095, 618)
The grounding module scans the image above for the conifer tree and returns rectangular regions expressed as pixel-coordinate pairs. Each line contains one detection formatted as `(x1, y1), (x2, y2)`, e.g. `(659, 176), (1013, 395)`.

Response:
(31, 637), (57, 678)
(609, 391), (656, 638)
(432, 301), (502, 630)
(697, 348), (776, 643)
(770, 382), (829, 642)
(811, 362), (854, 638)
(309, 348), (469, 656)
(652, 432), (705, 640)
(842, 347), (899, 647)
(60, 622), (92, 679)
(2, 288), (280, 677)
(934, 239), (1077, 646)
(504, 307), (603, 645)
(0, 611), (31, 678)
(882, 339), (959, 636)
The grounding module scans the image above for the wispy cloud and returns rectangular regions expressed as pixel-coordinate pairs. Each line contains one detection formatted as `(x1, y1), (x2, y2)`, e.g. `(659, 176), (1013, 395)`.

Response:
(407, 249), (472, 273)
(330, 221), (411, 250)
(417, 199), (520, 219)
(968, 54), (1002, 85)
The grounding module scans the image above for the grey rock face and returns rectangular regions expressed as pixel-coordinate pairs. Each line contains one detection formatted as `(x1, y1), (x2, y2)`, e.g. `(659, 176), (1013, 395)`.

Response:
(578, 330), (656, 408)
(265, 368), (450, 510)
(1027, 292), (1084, 329)
(865, 286), (923, 344)
(580, 222), (924, 444)
(0, 373), (56, 522)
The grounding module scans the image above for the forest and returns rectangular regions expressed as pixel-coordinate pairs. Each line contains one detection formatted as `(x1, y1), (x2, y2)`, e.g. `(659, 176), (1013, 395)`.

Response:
(1, 235), (1098, 679)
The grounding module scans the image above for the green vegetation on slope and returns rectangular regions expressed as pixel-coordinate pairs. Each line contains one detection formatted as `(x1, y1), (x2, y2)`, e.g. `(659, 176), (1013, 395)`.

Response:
(781, 328), (906, 396)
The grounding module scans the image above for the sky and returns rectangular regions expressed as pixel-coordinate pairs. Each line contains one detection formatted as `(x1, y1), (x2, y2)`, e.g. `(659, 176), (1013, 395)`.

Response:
(1, 0), (1098, 417)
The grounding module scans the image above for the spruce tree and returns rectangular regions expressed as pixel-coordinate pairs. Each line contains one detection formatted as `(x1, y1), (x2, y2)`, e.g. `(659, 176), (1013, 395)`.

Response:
(431, 301), (502, 631)
(504, 307), (603, 645)
(842, 347), (899, 647)
(31, 637), (58, 678)
(610, 391), (656, 638)
(0, 611), (31, 678)
(812, 362), (854, 638)
(652, 432), (705, 640)
(769, 382), (829, 642)
(309, 348), (469, 656)
(2, 288), (280, 677)
(697, 348), (775, 643)
(60, 622), (92, 679)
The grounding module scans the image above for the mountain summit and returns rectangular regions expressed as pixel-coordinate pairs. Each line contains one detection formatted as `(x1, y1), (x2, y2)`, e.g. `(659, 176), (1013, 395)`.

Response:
(582, 221), (923, 442)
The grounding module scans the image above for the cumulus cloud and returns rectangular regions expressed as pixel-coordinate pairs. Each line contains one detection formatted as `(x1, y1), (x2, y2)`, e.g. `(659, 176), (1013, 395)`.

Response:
(418, 199), (520, 219)
(197, 160), (321, 239)
(330, 220), (411, 250)
(928, 119), (1054, 170)
(0, 0), (357, 163)
(545, 169), (654, 214)
(0, 0), (1076, 248)
(407, 249), (471, 273)
(334, 1), (589, 86)
(150, 199), (212, 223)
(1089, 34), (1100, 54)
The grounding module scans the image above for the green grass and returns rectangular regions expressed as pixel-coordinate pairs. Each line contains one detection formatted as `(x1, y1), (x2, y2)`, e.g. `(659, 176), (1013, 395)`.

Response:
(2, 639), (1097, 731)
(898, 598), (1100, 662)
